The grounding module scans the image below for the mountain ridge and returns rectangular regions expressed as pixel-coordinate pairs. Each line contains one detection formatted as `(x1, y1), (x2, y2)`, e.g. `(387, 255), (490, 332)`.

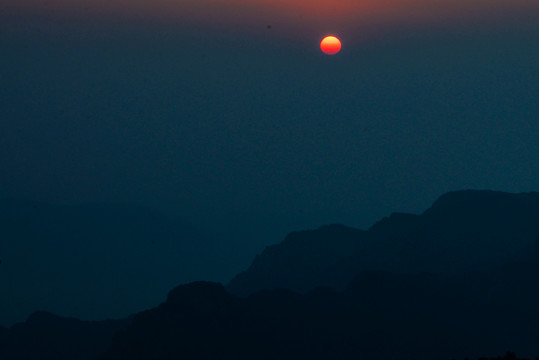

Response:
(227, 190), (539, 296)
(101, 257), (539, 359)
(0, 199), (220, 326)
(2, 189), (539, 359)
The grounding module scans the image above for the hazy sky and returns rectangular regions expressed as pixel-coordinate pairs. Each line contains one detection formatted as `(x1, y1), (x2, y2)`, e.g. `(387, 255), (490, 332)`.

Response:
(3, 0), (538, 40)
(1, 0), (538, 260)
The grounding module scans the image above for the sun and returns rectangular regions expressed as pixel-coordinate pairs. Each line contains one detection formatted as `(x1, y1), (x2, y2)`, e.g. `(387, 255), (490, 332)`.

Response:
(320, 36), (341, 55)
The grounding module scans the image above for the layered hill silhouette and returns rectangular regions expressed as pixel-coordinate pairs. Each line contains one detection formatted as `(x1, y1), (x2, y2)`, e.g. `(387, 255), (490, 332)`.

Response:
(2, 190), (539, 359)
(0, 311), (131, 360)
(227, 190), (539, 295)
(0, 199), (231, 326)
(101, 256), (539, 360)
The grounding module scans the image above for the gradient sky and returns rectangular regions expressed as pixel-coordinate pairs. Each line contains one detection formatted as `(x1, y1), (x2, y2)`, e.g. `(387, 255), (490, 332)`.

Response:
(1, 0), (538, 323)
(3, 0), (538, 36)
(2, 0), (538, 227)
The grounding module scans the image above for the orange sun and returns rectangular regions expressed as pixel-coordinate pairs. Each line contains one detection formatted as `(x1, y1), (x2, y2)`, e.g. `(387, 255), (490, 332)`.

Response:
(320, 35), (342, 55)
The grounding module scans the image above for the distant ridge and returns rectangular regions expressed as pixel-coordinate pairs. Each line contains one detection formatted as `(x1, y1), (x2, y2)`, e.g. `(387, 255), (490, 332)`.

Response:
(424, 190), (539, 218)
(0, 199), (211, 326)
(227, 190), (539, 296)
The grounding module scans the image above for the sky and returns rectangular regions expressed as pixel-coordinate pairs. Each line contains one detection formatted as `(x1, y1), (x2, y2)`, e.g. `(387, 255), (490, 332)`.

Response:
(0, 0), (538, 323)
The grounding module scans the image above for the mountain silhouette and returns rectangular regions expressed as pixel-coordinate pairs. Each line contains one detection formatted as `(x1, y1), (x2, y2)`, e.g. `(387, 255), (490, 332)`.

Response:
(2, 190), (539, 359)
(227, 190), (539, 295)
(101, 257), (539, 360)
(0, 199), (228, 326)
(0, 311), (131, 360)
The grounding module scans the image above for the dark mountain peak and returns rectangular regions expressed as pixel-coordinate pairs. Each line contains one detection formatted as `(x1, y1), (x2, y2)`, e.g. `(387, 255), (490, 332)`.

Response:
(424, 190), (539, 216)
(24, 311), (71, 326)
(5, 311), (94, 335)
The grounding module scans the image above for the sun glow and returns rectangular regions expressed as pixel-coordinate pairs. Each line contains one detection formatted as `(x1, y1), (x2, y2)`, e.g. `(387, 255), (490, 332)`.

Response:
(320, 36), (342, 55)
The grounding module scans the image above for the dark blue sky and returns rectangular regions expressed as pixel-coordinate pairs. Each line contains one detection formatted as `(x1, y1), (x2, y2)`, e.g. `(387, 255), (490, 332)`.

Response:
(0, 2), (538, 324)
(2, 13), (537, 226)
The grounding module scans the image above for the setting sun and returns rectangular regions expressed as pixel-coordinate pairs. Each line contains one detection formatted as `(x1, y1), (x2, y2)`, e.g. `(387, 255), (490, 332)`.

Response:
(320, 35), (342, 55)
